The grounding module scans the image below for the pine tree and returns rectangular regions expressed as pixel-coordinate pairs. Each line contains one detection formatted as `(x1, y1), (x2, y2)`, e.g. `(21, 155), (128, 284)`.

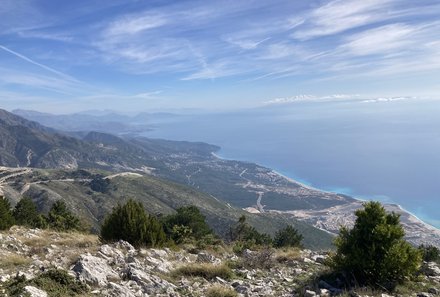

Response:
(13, 197), (47, 228)
(100, 199), (166, 247)
(331, 201), (421, 290)
(0, 196), (15, 230)
(46, 200), (83, 231)
(273, 225), (303, 248)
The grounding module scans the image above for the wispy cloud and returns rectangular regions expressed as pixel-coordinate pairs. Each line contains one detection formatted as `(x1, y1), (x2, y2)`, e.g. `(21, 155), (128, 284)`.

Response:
(263, 94), (361, 105)
(341, 24), (415, 56)
(104, 13), (167, 36)
(0, 0), (439, 112)
(292, 0), (396, 40)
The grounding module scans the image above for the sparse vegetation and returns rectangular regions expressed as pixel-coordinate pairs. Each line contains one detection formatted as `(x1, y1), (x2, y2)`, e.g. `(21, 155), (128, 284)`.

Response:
(330, 201), (422, 290)
(229, 215), (272, 252)
(0, 253), (32, 269)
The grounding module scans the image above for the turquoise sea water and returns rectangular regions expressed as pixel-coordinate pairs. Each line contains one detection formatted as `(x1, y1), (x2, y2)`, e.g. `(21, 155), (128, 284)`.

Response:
(145, 100), (440, 228)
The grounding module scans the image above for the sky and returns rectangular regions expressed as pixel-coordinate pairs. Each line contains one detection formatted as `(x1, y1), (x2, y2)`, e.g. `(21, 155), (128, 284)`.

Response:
(0, 0), (439, 113)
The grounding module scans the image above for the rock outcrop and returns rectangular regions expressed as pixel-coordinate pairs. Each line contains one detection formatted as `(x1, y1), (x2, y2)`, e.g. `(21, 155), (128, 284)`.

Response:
(0, 227), (439, 297)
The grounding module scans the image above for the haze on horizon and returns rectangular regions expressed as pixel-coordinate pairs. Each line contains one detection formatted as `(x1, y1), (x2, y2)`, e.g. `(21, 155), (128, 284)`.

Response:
(0, 0), (439, 113)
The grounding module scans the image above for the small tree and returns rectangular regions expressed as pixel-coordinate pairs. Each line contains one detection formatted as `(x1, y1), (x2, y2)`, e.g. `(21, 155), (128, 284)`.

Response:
(273, 225), (303, 248)
(13, 197), (47, 229)
(0, 196), (14, 230)
(331, 201), (421, 290)
(46, 201), (83, 231)
(100, 199), (166, 247)
(229, 215), (272, 246)
(162, 206), (213, 243)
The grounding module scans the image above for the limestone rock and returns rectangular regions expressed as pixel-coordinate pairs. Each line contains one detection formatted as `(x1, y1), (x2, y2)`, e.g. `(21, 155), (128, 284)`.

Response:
(424, 262), (440, 277)
(24, 286), (48, 297)
(72, 253), (119, 286)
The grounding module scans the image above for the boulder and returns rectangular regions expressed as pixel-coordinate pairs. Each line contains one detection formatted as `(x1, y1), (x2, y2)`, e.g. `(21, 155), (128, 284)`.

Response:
(105, 282), (137, 297)
(72, 253), (119, 286)
(124, 265), (177, 295)
(304, 289), (317, 297)
(24, 286), (48, 297)
(423, 262), (440, 276)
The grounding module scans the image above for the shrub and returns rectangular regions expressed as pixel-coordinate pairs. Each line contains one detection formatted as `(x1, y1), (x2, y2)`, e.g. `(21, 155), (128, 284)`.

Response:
(32, 269), (88, 297)
(13, 197), (47, 229)
(273, 225), (303, 248)
(0, 196), (14, 230)
(206, 285), (238, 297)
(419, 244), (440, 263)
(173, 263), (233, 280)
(100, 199), (166, 247)
(229, 215), (272, 248)
(162, 206), (213, 243)
(89, 176), (112, 193)
(330, 201), (422, 290)
(4, 269), (88, 297)
(46, 201), (84, 231)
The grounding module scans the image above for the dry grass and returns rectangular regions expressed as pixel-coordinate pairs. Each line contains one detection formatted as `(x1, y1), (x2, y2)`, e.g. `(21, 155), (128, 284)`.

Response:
(275, 247), (302, 263)
(0, 253), (32, 269)
(172, 263), (233, 280)
(206, 285), (238, 297)
(20, 230), (98, 249)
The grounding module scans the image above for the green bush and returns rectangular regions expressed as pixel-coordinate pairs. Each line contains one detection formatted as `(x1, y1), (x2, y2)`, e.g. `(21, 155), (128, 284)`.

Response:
(4, 269), (88, 297)
(162, 206), (213, 243)
(273, 225), (303, 248)
(419, 244), (440, 263)
(330, 201), (422, 290)
(46, 201), (84, 232)
(13, 197), (47, 229)
(0, 196), (14, 230)
(32, 269), (88, 297)
(100, 199), (166, 247)
(89, 176), (112, 193)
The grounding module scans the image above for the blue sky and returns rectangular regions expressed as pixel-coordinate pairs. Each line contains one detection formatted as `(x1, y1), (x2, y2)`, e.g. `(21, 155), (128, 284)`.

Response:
(0, 0), (439, 113)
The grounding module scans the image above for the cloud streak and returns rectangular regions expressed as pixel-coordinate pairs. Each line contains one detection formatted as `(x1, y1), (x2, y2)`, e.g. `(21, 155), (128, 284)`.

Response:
(0, 45), (77, 81)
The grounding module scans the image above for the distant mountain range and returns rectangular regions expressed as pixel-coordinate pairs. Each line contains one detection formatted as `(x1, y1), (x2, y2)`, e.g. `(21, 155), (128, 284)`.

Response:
(1, 108), (439, 248)
(12, 109), (182, 134)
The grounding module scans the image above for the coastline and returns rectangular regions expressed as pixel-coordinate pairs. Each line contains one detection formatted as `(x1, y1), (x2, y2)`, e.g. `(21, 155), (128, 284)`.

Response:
(211, 150), (440, 231)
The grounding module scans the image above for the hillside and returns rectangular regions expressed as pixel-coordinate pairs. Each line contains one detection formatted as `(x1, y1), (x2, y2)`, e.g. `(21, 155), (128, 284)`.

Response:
(0, 167), (333, 250)
(1, 108), (439, 247)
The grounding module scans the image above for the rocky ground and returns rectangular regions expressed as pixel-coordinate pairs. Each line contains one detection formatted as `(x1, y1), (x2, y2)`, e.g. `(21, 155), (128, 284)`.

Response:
(1, 227), (439, 297)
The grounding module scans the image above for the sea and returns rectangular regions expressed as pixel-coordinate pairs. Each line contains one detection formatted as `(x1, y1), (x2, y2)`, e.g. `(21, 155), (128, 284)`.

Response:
(144, 99), (440, 228)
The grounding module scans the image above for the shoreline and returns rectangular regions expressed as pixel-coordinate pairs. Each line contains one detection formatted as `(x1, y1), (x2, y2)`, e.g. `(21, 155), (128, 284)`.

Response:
(211, 150), (440, 231)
